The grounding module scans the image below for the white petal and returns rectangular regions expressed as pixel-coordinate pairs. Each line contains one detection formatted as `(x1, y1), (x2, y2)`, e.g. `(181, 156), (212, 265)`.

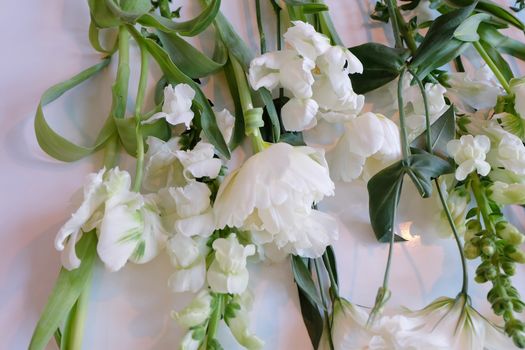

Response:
(281, 98), (319, 131)
(283, 20), (331, 61)
(168, 259), (206, 293)
(176, 209), (215, 237)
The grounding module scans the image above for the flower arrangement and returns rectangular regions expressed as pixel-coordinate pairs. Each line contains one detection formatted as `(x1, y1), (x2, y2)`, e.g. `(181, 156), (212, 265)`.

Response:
(28, 0), (525, 349)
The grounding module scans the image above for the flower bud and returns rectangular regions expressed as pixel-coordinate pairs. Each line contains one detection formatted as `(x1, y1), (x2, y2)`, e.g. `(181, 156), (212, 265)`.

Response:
(497, 222), (525, 245)
(502, 261), (516, 276)
(509, 250), (525, 264)
(464, 242), (480, 259)
(481, 239), (496, 257)
(475, 274), (488, 283)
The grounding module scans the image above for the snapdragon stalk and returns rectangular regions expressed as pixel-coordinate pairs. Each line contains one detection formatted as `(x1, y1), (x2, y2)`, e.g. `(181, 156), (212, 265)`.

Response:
(229, 54), (266, 153)
(132, 42), (148, 192)
(202, 294), (224, 348)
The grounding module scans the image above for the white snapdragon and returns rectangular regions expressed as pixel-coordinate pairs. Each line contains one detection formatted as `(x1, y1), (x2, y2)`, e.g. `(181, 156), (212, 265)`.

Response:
(405, 81), (447, 140)
(200, 108), (235, 145)
(172, 289), (213, 327)
(447, 135), (491, 181)
(436, 186), (470, 237)
(167, 233), (208, 293)
(328, 112), (401, 182)
(143, 83), (195, 128)
(248, 21), (363, 133)
(225, 291), (264, 350)
(510, 77), (525, 119)
(213, 142), (338, 258)
(207, 234), (255, 294)
(176, 141), (222, 181)
(446, 65), (502, 112)
(55, 168), (165, 271)
(484, 123), (525, 175)
(490, 181), (525, 205)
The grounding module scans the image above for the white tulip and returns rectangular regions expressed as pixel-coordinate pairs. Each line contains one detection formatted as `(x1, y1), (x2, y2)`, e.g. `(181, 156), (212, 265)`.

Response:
(328, 112), (401, 182)
(281, 97), (319, 131)
(447, 135), (491, 181)
(213, 143), (337, 258)
(283, 21), (331, 61)
(207, 234), (255, 294)
(143, 84), (195, 128)
(167, 233), (208, 293)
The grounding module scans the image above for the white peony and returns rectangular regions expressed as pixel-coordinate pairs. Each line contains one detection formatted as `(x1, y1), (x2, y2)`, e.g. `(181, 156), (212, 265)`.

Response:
(328, 112), (401, 182)
(55, 168), (165, 271)
(447, 135), (491, 181)
(143, 83), (195, 128)
(167, 233), (208, 293)
(213, 142), (337, 258)
(283, 20), (331, 61)
(207, 234), (255, 294)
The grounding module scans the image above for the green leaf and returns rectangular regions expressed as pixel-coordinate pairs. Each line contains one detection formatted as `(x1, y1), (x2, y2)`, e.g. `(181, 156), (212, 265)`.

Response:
(29, 234), (97, 350)
(348, 43), (409, 94)
(478, 23), (525, 61)
(411, 105), (455, 158)
(114, 117), (170, 156)
(104, 0), (152, 23)
(223, 59), (245, 151)
(210, 10), (280, 141)
(88, 0), (121, 28)
(368, 153), (453, 242)
(157, 31), (226, 79)
(477, 0), (525, 30)
(291, 256), (325, 308)
(284, 1), (329, 13)
(411, 2), (477, 68)
(138, 0), (221, 37)
(35, 58), (116, 162)
(318, 6), (344, 46)
(325, 245), (339, 285)
(479, 40), (514, 81)
(412, 39), (469, 80)
(128, 25), (230, 158)
(88, 21), (118, 54)
(453, 13), (491, 42)
(297, 281), (324, 349)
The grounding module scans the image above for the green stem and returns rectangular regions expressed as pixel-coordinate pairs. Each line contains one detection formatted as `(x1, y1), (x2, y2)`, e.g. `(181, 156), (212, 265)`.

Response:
(255, 0), (266, 54)
(112, 26), (131, 120)
(435, 179), (469, 295)
(321, 251), (339, 299)
(132, 44), (148, 192)
(397, 67), (410, 160)
(314, 259), (335, 350)
(385, 0), (403, 49)
(408, 68), (431, 152)
(229, 54), (265, 153)
(473, 41), (511, 94)
(65, 280), (92, 350)
(206, 294), (224, 342)
(103, 134), (120, 169)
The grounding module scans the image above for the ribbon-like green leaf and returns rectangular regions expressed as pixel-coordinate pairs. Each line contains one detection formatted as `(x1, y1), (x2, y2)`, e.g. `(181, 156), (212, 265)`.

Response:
(157, 31), (226, 79)
(479, 40), (514, 81)
(29, 234), (97, 350)
(297, 280), (324, 349)
(114, 117), (170, 156)
(477, 0), (524, 30)
(35, 58), (116, 162)
(368, 153), (453, 242)
(291, 256), (325, 308)
(88, 0), (121, 28)
(454, 13), (491, 42)
(479, 23), (525, 61)
(88, 21), (118, 54)
(412, 39), (469, 80)
(128, 25), (230, 158)
(348, 43), (409, 94)
(284, 0), (329, 13)
(223, 59), (245, 151)
(138, 0), (221, 37)
(104, 0), (152, 23)
(411, 105), (456, 158)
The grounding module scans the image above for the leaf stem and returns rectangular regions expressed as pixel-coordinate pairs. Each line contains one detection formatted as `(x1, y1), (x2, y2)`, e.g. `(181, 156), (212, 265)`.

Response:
(321, 251), (339, 299)
(397, 67), (410, 160)
(132, 43), (149, 192)
(65, 279), (92, 350)
(206, 294), (224, 342)
(385, 0), (403, 49)
(229, 54), (265, 153)
(407, 68), (431, 152)
(473, 41), (511, 94)
(435, 179), (469, 295)
(255, 0), (266, 54)
(112, 26), (131, 120)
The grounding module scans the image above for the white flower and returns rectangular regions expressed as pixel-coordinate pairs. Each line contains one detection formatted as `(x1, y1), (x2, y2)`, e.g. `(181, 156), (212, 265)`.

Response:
(402, 0), (439, 24)
(446, 65), (502, 112)
(55, 168), (165, 271)
(176, 141), (222, 181)
(281, 97), (319, 131)
(447, 135), (491, 181)
(283, 21), (331, 61)
(200, 108), (235, 145)
(328, 112), (401, 182)
(484, 123), (525, 175)
(331, 298), (377, 349)
(213, 143), (337, 258)
(490, 181), (525, 205)
(172, 289), (212, 327)
(400, 296), (515, 350)
(143, 84), (195, 128)
(167, 233), (207, 293)
(207, 234), (255, 294)
(157, 181), (215, 237)
(248, 50), (315, 99)
(405, 82), (447, 140)
(180, 331), (201, 350)
(436, 186), (470, 237)
(225, 291), (264, 350)
(510, 77), (525, 119)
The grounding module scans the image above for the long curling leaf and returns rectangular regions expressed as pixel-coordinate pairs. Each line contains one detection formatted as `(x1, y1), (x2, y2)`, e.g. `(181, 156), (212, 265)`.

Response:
(34, 58), (116, 162)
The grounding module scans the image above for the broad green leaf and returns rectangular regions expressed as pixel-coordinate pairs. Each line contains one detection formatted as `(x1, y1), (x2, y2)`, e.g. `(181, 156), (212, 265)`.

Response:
(411, 105), (455, 158)
(29, 234), (97, 350)
(297, 282), (324, 349)
(88, 0), (121, 28)
(35, 58), (116, 162)
(411, 2), (477, 68)
(324, 245), (339, 285)
(223, 59), (245, 151)
(413, 39), (469, 80)
(477, 0), (524, 30)
(104, 0), (151, 23)
(348, 43), (409, 94)
(453, 13), (491, 42)
(157, 31), (226, 79)
(210, 10), (280, 141)
(291, 255), (325, 308)
(478, 23), (525, 61)
(368, 153), (453, 242)
(479, 40), (514, 81)
(138, 0), (221, 37)
(114, 117), (170, 156)
(128, 25), (230, 158)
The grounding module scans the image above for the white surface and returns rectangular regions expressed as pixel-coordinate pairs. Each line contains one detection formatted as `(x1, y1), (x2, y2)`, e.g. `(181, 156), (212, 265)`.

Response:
(0, 1), (524, 349)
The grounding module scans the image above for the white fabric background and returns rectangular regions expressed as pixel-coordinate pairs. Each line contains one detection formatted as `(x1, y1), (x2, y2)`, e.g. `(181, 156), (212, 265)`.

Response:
(0, 1), (524, 349)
